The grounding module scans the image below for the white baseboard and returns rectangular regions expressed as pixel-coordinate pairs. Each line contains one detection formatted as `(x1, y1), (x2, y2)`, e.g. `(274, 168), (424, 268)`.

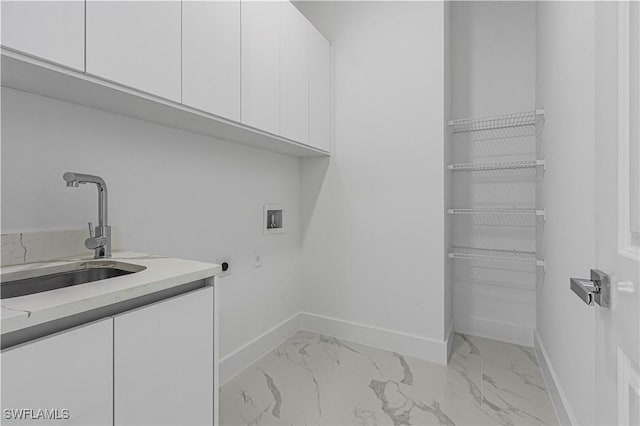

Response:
(445, 322), (455, 362)
(219, 312), (302, 385)
(219, 312), (452, 386)
(300, 312), (450, 365)
(454, 315), (533, 347)
(534, 331), (575, 425)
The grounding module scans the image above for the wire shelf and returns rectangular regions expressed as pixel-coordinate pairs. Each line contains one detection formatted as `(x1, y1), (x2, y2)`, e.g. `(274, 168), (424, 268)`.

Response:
(448, 247), (545, 268)
(447, 160), (545, 172)
(454, 278), (536, 291)
(447, 110), (545, 133)
(447, 208), (545, 217)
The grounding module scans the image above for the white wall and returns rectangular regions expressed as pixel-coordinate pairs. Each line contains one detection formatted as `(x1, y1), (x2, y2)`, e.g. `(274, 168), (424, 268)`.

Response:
(450, 1), (537, 118)
(535, 2), (597, 424)
(296, 1), (449, 362)
(1, 87), (302, 365)
(449, 1), (538, 345)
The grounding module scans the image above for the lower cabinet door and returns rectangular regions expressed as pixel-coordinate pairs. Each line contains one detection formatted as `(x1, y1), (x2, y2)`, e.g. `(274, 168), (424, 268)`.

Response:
(0, 319), (113, 426)
(114, 286), (214, 426)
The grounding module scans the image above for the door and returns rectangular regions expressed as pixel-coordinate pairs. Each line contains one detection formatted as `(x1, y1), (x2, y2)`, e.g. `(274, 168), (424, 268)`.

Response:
(280, 1), (309, 143)
(86, 1), (181, 102)
(240, 0), (282, 135)
(593, 2), (640, 424)
(308, 23), (332, 152)
(0, 319), (113, 426)
(113, 286), (214, 426)
(182, 0), (241, 121)
(1, 0), (85, 70)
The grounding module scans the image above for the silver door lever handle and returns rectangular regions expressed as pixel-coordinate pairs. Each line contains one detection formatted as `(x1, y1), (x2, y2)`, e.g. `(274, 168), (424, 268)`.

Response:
(570, 278), (598, 305)
(570, 269), (610, 308)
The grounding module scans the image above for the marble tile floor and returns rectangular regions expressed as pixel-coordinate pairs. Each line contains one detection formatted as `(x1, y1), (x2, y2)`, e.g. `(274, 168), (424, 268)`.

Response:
(220, 331), (558, 426)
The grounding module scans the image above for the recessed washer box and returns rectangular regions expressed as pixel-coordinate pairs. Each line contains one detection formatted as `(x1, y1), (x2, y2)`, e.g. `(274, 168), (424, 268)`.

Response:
(264, 204), (284, 235)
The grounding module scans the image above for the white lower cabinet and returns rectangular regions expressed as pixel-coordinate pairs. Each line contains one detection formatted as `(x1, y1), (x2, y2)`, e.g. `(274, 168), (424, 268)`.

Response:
(0, 319), (113, 426)
(114, 287), (214, 426)
(1, 286), (215, 426)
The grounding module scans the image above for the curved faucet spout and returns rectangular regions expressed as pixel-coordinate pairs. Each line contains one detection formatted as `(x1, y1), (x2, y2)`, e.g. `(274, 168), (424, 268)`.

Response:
(63, 172), (107, 192)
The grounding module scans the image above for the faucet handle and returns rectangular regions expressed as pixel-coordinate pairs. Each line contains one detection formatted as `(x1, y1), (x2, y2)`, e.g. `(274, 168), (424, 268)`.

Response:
(85, 222), (106, 251)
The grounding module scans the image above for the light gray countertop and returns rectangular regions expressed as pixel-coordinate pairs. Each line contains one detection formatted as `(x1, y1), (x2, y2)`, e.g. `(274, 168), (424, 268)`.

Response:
(1, 252), (221, 335)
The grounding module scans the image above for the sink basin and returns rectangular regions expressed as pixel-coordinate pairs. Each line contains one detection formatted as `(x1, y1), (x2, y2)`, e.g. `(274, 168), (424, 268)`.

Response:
(1, 261), (146, 299)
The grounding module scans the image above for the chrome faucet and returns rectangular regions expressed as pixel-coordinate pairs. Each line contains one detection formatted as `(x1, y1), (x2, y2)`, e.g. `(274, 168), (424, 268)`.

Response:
(63, 172), (111, 258)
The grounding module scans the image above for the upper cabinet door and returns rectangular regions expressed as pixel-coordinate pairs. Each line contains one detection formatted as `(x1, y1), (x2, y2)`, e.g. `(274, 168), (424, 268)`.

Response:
(182, 0), (241, 121)
(1, 0), (84, 70)
(279, 2), (309, 144)
(309, 25), (332, 152)
(241, 0), (282, 135)
(86, 1), (181, 102)
(1, 319), (113, 426)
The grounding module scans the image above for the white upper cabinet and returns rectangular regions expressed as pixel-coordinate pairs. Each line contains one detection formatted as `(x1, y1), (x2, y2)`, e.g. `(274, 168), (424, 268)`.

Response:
(1, 0), (84, 71)
(1, 319), (113, 426)
(182, 0), (241, 121)
(280, 2), (309, 144)
(241, 0), (282, 135)
(241, 0), (330, 150)
(2, 0), (331, 156)
(114, 287), (214, 426)
(308, 24), (332, 152)
(86, 1), (181, 102)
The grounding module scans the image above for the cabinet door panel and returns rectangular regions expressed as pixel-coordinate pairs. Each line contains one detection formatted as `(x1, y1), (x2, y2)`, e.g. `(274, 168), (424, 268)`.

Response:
(1, 319), (113, 426)
(309, 26), (332, 152)
(182, 0), (241, 121)
(280, 2), (309, 143)
(114, 287), (214, 426)
(241, 0), (282, 134)
(1, 0), (84, 70)
(86, 1), (181, 102)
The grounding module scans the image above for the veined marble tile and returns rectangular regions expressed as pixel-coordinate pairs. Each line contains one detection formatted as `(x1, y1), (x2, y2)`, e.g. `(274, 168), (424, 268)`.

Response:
(220, 331), (558, 426)
(466, 335), (558, 426)
(1, 228), (121, 266)
(1, 233), (28, 265)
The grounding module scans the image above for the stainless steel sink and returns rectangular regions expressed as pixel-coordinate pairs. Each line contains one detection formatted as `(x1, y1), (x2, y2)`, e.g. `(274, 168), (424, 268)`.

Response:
(1, 261), (146, 299)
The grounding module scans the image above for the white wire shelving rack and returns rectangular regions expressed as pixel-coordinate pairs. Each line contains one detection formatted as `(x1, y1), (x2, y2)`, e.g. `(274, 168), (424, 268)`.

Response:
(447, 109), (546, 270)
(447, 109), (545, 133)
